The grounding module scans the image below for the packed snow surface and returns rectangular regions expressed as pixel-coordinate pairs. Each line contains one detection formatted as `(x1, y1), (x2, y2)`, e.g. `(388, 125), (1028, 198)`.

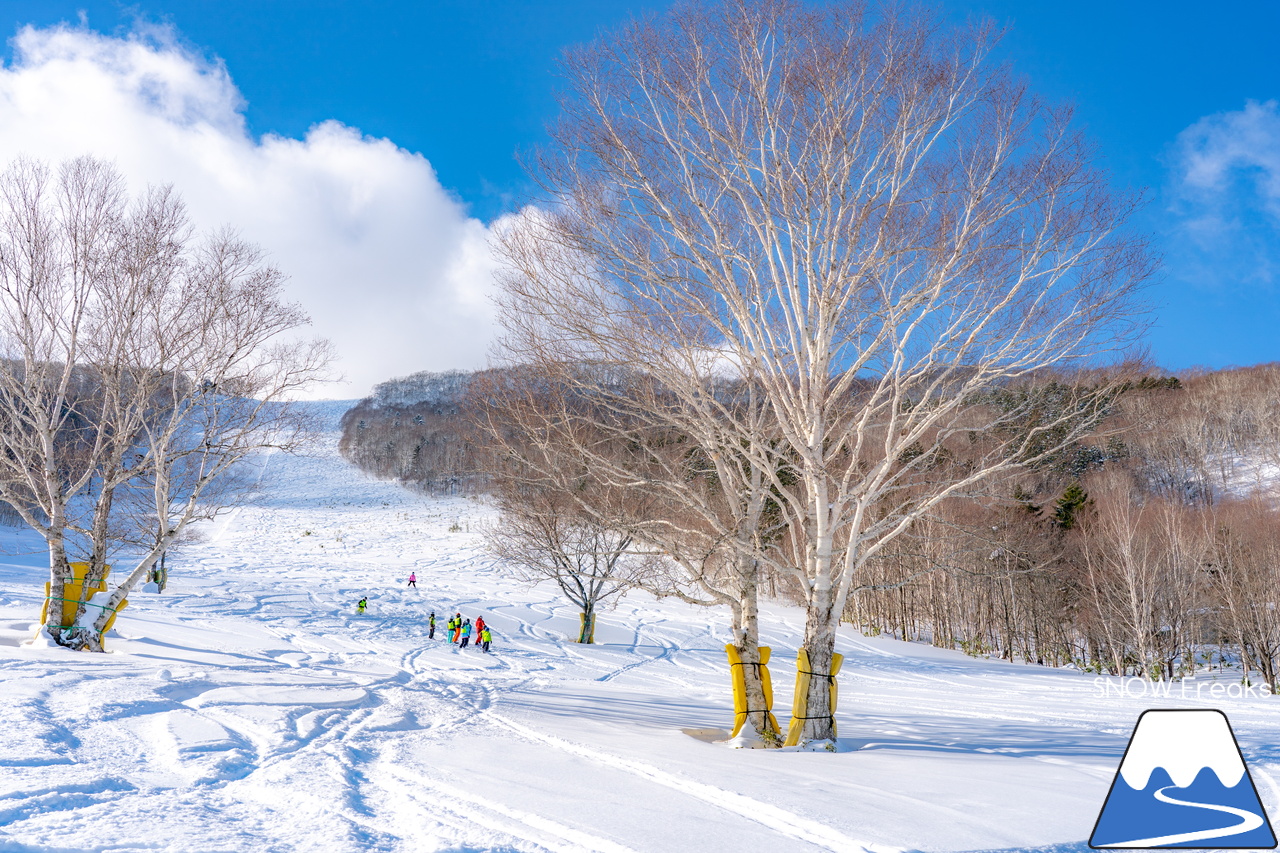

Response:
(3, 402), (1280, 853)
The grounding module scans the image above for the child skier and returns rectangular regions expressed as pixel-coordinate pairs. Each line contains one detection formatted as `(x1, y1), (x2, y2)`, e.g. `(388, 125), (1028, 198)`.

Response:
(407, 572), (417, 588)
(428, 611), (436, 639)
(459, 619), (472, 649)
(357, 596), (367, 614)
(480, 625), (492, 653)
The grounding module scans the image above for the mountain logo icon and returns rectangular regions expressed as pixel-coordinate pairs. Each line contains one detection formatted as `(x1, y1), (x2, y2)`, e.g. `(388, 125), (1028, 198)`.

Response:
(1090, 709), (1277, 849)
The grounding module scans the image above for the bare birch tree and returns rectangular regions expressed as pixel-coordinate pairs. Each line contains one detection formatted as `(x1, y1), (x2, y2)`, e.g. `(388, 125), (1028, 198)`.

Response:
(0, 156), (330, 651)
(1078, 475), (1204, 679)
(485, 484), (655, 644)
(495, 0), (1152, 742)
(473, 361), (793, 741)
(1205, 499), (1280, 692)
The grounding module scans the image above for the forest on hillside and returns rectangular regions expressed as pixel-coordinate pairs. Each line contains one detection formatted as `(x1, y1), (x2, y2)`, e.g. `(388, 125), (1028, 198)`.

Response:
(341, 364), (1280, 688)
(339, 370), (478, 494)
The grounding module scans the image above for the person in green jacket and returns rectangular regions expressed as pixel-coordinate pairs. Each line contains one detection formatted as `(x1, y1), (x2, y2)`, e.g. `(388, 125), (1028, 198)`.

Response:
(480, 626), (492, 653)
(428, 611), (436, 639)
(357, 597), (367, 615)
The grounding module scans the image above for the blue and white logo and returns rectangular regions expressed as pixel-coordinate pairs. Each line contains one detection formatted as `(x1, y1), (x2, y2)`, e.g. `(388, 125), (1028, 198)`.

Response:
(1090, 709), (1276, 848)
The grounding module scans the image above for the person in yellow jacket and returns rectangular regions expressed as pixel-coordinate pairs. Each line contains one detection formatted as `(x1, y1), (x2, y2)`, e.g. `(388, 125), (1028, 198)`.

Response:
(480, 626), (492, 653)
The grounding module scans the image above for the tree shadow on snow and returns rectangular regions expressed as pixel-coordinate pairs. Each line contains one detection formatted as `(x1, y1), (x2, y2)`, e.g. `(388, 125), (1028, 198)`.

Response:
(840, 711), (1125, 764)
(501, 688), (1126, 767)
(501, 686), (727, 731)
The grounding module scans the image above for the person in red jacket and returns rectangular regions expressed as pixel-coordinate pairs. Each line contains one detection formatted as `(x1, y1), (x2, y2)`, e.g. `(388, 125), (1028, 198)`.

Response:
(475, 615), (486, 636)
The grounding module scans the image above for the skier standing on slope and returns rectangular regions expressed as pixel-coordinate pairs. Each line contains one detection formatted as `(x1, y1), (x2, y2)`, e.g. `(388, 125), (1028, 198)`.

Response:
(428, 611), (436, 639)
(452, 613), (462, 643)
(474, 615), (486, 636)
(460, 619), (472, 649)
(357, 597), (367, 615)
(480, 626), (492, 653)
(407, 572), (417, 588)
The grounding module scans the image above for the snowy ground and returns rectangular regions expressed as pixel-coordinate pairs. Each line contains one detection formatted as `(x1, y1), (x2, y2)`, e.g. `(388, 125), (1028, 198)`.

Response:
(1216, 454), (1280, 505)
(3, 403), (1280, 853)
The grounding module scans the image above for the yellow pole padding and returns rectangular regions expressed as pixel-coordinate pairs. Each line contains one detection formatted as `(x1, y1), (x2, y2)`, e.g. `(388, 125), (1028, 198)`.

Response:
(783, 648), (845, 747)
(727, 644), (745, 736)
(40, 564), (125, 646)
(578, 612), (596, 644)
(67, 562), (108, 592)
(725, 644), (779, 739)
(41, 562), (107, 625)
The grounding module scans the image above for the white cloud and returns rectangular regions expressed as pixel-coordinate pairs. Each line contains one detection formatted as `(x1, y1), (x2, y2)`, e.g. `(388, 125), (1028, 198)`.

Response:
(0, 23), (498, 399)
(1170, 100), (1280, 288)
(1179, 100), (1280, 208)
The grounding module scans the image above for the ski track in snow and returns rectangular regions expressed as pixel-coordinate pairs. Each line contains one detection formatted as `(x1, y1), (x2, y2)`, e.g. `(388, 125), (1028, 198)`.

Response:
(489, 715), (890, 853)
(2, 401), (1280, 852)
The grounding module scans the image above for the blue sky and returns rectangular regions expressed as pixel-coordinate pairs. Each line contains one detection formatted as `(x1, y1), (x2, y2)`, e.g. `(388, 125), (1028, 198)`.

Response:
(0, 0), (1276, 390)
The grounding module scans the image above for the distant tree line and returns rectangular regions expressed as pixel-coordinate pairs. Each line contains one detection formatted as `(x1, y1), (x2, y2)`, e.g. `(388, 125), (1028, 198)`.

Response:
(337, 369), (484, 494)
(845, 365), (1280, 690)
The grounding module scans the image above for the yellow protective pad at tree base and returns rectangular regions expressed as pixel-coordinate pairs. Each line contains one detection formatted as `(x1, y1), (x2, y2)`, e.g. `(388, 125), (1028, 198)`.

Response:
(39, 563), (127, 647)
(578, 612), (596, 644)
(725, 644), (779, 738)
(783, 648), (844, 747)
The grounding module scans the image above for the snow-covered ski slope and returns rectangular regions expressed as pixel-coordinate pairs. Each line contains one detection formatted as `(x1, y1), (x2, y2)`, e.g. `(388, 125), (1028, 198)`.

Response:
(3, 402), (1280, 853)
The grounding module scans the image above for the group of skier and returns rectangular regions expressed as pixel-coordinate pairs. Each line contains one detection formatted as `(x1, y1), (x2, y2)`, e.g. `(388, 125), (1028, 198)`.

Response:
(354, 573), (493, 653)
(431, 611), (492, 652)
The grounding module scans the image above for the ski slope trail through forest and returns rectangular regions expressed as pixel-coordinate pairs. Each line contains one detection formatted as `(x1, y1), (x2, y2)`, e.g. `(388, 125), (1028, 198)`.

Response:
(3, 401), (1280, 853)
